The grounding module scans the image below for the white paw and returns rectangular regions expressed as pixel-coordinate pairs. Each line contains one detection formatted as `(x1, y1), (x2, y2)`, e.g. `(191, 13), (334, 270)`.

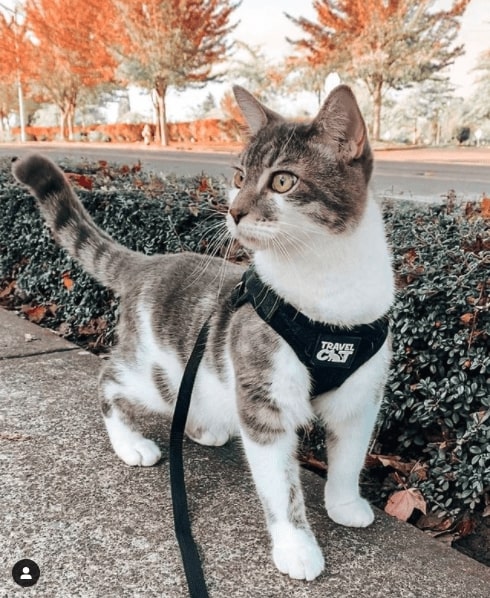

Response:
(186, 428), (230, 447)
(326, 497), (374, 527)
(272, 526), (324, 581)
(114, 438), (162, 467)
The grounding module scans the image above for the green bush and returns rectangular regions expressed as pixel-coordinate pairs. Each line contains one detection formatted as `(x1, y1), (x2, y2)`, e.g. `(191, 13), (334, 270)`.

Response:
(0, 157), (488, 520)
(0, 157), (240, 347)
(381, 201), (489, 517)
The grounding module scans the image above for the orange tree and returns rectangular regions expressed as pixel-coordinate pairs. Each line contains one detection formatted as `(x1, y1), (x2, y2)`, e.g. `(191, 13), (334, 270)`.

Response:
(0, 8), (33, 140)
(112, 0), (239, 145)
(24, 0), (118, 140)
(287, 0), (469, 140)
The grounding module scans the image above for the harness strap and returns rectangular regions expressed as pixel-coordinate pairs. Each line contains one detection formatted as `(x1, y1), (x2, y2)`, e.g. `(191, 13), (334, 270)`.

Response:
(169, 319), (211, 598)
(232, 267), (389, 395)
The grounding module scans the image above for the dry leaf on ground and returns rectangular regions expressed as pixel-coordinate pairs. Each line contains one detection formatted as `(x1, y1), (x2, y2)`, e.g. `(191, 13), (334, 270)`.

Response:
(385, 488), (427, 521)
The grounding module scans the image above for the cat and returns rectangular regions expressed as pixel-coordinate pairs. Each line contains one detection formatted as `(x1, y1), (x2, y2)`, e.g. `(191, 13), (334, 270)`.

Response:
(12, 84), (394, 582)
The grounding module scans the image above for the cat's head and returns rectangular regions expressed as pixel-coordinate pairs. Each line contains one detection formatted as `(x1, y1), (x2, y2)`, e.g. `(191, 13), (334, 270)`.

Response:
(227, 85), (372, 252)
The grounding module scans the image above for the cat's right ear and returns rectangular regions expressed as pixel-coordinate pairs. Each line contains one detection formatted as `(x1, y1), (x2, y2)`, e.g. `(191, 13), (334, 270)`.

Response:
(312, 85), (368, 162)
(233, 86), (282, 135)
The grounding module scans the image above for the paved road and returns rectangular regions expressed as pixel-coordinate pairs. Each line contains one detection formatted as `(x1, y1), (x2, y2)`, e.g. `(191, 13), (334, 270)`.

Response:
(1, 143), (489, 202)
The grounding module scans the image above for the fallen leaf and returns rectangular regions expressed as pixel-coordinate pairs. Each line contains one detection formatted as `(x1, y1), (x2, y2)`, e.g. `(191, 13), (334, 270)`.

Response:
(460, 312), (474, 326)
(78, 317), (107, 336)
(61, 272), (74, 291)
(198, 177), (209, 193)
(21, 304), (47, 323)
(0, 280), (16, 298)
(403, 248), (418, 264)
(67, 173), (93, 190)
(411, 461), (429, 481)
(454, 515), (477, 538)
(416, 512), (454, 533)
(385, 488), (427, 521)
(367, 454), (420, 477)
(481, 196), (490, 219)
(298, 451), (328, 474)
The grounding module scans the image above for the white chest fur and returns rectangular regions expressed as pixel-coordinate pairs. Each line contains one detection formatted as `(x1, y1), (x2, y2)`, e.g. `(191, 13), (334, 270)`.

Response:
(253, 198), (394, 327)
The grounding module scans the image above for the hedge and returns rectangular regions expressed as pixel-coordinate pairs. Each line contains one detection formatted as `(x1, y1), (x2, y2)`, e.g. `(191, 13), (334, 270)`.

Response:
(8, 118), (241, 144)
(0, 156), (488, 526)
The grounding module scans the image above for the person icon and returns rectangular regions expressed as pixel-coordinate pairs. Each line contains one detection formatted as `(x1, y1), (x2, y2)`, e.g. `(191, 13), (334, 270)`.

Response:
(12, 559), (40, 587)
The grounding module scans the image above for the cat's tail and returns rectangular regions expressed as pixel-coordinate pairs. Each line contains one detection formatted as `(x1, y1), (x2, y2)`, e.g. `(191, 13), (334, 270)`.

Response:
(12, 153), (134, 293)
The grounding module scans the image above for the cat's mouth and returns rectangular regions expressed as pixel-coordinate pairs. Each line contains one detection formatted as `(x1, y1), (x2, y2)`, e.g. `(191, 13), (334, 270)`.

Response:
(234, 224), (278, 251)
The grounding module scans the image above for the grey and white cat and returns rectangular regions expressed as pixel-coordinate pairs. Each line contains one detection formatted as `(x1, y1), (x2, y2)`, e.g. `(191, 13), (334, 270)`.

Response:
(12, 84), (394, 581)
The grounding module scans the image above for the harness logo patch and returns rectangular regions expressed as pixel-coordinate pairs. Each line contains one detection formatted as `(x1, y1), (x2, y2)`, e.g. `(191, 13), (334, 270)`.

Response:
(313, 335), (361, 369)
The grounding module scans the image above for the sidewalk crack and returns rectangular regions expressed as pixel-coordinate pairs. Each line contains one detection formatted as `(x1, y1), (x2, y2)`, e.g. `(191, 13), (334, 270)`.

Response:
(0, 347), (82, 361)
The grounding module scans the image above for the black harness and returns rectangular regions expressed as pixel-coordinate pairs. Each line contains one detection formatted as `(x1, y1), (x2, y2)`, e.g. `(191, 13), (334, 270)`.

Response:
(170, 266), (390, 597)
(231, 267), (389, 396)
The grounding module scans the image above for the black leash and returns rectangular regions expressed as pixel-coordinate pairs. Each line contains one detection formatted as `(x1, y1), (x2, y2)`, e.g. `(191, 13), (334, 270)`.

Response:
(169, 319), (211, 598)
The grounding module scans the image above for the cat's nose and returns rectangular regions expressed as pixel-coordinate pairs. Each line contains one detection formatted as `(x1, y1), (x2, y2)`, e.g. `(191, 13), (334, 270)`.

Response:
(229, 206), (248, 225)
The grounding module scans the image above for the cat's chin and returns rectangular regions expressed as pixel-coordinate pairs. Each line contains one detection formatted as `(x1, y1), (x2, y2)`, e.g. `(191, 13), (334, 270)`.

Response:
(233, 229), (276, 251)
(235, 234), (271, 252)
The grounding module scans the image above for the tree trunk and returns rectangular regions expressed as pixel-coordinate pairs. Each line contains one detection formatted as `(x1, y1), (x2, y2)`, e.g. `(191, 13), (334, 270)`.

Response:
(155, 79), (169, 146)
(17, 75), (26, 143)
(67, 102), (75, 141)
(372, 79), (383, 142)
(59, 110), (67, 141)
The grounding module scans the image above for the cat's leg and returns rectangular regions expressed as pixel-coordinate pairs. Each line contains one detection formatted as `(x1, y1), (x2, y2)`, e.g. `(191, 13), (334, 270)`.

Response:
(323, 400), (380, 527)
(98, 362), (163, 466)
(184, 363), (237, 447)
(317, 346), (389, 527)
(240, 430), (324, 581)
(235, 337), (324, 581)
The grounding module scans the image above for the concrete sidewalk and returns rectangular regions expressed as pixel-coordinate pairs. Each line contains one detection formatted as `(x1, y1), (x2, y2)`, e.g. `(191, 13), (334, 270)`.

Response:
(1, 307), (489, 598)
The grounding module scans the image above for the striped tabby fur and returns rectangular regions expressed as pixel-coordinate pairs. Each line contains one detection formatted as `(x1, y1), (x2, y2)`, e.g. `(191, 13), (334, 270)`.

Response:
(12, 84), (394, 581)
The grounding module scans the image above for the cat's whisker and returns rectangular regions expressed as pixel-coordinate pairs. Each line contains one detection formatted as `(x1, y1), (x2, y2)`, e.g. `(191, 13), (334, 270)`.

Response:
(217, 236), (236, 297)
(182, 221), (231, 290)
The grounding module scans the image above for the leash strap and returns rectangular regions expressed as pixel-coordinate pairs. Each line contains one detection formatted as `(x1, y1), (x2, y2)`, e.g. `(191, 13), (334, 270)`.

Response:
(169, 319), (211, 598)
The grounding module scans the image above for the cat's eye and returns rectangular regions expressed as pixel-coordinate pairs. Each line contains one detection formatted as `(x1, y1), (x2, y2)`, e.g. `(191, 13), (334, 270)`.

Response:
(233, 170), (245, 189)
(271, 172), (298, 194)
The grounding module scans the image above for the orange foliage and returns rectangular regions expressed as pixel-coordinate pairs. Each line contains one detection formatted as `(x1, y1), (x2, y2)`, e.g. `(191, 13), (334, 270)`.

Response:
(25, 0), (117, 86)
(24, 0), (118, 139)
(0, 12), (34, 86)
(113, 0), (239, 144)
(288, 0), (470, 140)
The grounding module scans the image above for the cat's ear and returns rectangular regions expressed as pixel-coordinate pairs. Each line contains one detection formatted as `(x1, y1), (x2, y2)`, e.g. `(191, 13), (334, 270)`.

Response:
(233, 86), (282, 135)
(312, 85), (368, 161)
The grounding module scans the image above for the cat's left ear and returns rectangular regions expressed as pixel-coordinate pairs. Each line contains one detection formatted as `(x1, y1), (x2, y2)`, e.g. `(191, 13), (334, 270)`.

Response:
(312, 85), (368, 161)
(233, 86), (283, 135)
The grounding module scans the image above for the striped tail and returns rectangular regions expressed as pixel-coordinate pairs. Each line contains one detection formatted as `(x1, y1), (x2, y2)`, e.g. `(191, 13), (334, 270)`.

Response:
(12, 153), (133, 294)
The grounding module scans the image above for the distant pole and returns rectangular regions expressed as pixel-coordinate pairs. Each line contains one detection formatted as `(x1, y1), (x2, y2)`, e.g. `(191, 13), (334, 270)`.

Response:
(17, 74), (26, 142)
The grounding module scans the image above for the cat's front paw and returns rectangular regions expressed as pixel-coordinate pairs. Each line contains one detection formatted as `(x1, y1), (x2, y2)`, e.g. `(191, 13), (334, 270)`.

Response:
(271, 525), (324, 581)
(325, 497), (374, 528)
(113, 438), (162, 467)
